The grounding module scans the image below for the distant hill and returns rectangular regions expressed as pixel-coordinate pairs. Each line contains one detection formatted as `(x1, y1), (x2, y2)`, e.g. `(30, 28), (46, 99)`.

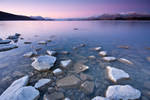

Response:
(0, 11), (35, 20)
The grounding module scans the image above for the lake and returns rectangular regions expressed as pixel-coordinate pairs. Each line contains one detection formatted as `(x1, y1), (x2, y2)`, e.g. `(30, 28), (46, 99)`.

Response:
(0, 21), (150, 100)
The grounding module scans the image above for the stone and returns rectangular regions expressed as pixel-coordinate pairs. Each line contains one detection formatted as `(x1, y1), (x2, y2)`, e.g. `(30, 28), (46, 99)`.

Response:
(80, 73), (93, 81)
(0, 44), (18, 52)
(34, 78), (51, 89)
(31, 55), (56, 71)
(92, 96), (110, 100)
(46, 50), (56, 56)
(60, 59), (72, 68)
(88, 55), (96, 59)
(56, 75), (81, 88)
(23, 52), (34, 57)
(7, 35), (19, 40)
(61, 51), (69, 55)
(93, 47), (102, 51)
(7, 86), (39, 100)
(48, 87), (55, 93)
(64, 97), (71, 100)
(80, 81), (94, 94)
(43, 92), (64, 100)
(74, 63), (89, 73)
(147, 57), (150, 62)
(0, 39), (11, 44)
(53, 68), (63, 76)
(106, 66), (130, 82)
(106, 85), (141, 100)
(15, 33), (21, 36)
(99, 51), (107, 56)
(38, 41), (47, 44)
(24, 41), (32, 44)
(102, 57), (116, 62)
(118, 58), (133, 65)
(80, 44), (86, 47)
(118, 45), (129, 49)
(0, 76), (29, 100)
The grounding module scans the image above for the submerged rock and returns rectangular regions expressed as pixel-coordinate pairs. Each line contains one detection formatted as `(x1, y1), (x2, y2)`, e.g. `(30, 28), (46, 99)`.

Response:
(88, 55), (96, 59)
(60, 59), (72, 69)
(60, 51), (69, 55)
(74, 63), (89, 73)
(118, 45), (129, 49)
(56, 75), (81, 88)
(80, 73), (93, 81)
(31, 55), (56, 71)
(24, 41), (32, 44)
(0, 39), (11, 44)
(118, 58), (133, 65)
(53, 68), (63, 76)
(99, 51), (107, 56)
(93, 47), (102, 51)
(46, 50), (56, 56)
(23, 51), (37, 58)
(106, 66), (130, 82)
(0, 44), (18, 52)
(146, 57), (150, 62)
(38, 41), (47, 44)
(43, 92), (64, 100)
(80, 81), (94, 94)
(92, 96), (110, 100)
(0, 76), (29, 100)
(106, 85), (141, 100)
(102, 57), (116, 62)
(80, 44), (86, 47)
(34, 78), (51, 89)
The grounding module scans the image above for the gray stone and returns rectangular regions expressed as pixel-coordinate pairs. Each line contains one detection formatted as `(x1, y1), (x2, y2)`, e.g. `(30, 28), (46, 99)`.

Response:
(8, 86), (39, 100)
(43, 92), (64, 100)
(56, 75), (81, 88)
(80, 81), (94, 94)
(88, 55), (96, 59)
(74, 63), (89, 73)
(46, 50), (56, 56)
(0, 76), (29, 100)
(53, 68), (63, 76)
(102, 57), (116, 62)
(34, 78), (51, 89)
(92, 96), (110, 100)
(106, 66), (130, 83)
(99, 51), (107, 56)
(118, 58), (133, 65)
(31, 55), (56, 71)
(106, 85), (141, 100)
(93, 47), (102, 51)
(0, 39), (11, 44)
(60, 59), (72, 68)
(0, 44), (18, 52)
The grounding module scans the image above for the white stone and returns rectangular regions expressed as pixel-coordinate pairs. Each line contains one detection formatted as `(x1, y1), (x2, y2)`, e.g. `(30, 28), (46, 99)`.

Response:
(34, 79), (51, 89)
(31, 55), (56, 71)
(99, 51), (107, 56)
(46, 50), (56, 56)
(92, 96), (110, 100)
(38, 41), (47, 44)
(106, 66), (130, 82)
(0, 39), (11, 44)
(0, 76), (29, 100)
(106, 85), (141, 100)
(64, 97), (71, 100)
(53, 68), (63, 75)
(10, 86), (39, 100)
(93, 47), (102, 51)
(60, 59), (72, 68)
(118, 58), (133, 65)
(0, 44), (18, 52)
(23, 52), (34, 57)
(102, 57), (116, 62)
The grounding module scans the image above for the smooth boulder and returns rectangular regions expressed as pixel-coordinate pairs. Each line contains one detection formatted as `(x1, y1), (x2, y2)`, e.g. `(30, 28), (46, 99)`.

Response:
(34, 78), (51, 89)
(102, 57), (116, 62)
(118, 58), (133, 65)
(106, 85), (141, 100)
(31, 55), (56, 71)
(60, 59), (72, 68)
(106, 66), (129, 82)
(53, 68), (63, 76)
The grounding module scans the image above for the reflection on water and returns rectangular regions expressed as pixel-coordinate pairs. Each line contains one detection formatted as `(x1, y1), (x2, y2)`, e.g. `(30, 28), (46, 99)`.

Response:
(0, 21), (150, 99)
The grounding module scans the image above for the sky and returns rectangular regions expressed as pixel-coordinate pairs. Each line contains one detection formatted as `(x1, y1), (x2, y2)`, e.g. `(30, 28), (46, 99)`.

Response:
(0, 0), (150, 18)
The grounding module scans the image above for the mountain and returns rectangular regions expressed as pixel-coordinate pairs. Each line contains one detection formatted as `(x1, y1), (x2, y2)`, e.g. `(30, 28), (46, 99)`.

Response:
(0, 11), (35, 20)
(87, 13), (150, 20)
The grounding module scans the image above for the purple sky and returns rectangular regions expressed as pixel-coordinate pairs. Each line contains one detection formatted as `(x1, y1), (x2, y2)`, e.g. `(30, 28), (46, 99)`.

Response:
(0, 0), (150, 18)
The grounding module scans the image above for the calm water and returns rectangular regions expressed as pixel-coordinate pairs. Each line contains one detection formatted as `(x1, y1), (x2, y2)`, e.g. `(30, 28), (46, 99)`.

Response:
(0, 21), (150, 99)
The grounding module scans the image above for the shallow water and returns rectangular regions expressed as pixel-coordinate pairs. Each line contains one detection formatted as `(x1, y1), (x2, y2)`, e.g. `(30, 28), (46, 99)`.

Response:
(0, 21), (150, 99)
